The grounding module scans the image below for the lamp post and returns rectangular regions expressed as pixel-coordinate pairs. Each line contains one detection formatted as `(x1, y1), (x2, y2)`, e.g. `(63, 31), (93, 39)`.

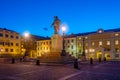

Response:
(82, 37), (86, 60)
(24, 32), (30, 60)
(61, 25), (66, 56)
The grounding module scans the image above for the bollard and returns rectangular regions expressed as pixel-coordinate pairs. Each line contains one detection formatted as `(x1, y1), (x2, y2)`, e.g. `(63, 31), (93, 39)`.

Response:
(12, 58), (15, 64)
(104, 57), (106, 61)
(99, 57), (101, 62)
(20, 58), (22, 62)
(74, 59), (78, 69)
(90, 58), (93, 64)
(36, 59), (40, 65)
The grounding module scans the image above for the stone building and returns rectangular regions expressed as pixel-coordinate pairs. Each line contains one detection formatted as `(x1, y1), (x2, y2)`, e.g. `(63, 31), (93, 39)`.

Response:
(21, 34), (48, 58)
(37, 28), (120, 60)
(0, 28), (21, 57)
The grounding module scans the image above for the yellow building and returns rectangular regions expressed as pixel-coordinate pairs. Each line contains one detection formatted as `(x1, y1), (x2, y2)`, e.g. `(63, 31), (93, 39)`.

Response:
(0, 28), (21, 57)
(21, 34), (47, 58)
(37, 28), (120, 60)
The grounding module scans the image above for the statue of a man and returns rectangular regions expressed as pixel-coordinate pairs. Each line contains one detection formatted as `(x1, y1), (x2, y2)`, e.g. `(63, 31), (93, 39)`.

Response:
(52, 16), (61, 34)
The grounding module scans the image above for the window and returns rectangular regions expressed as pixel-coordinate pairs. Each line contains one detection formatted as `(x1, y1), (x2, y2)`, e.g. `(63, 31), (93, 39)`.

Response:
(5, 42), (10, 46)
(71, 52), (73, 55)
(71, 39), (74, 43)
(16, 36), (19, 39)
(92, 42), (95, 46)
(11, 42), (13, 46)
(85, 36), (88, 39)
(37, 43), (39, 46)
(5, 34), (9, 38)
(79, 43), (81, 46)
(10, 49), (13, 52)
(85, 43), (88, 46)
(11, 35), (14, 38)
(107, 41), (110, 45)
(68, 46), (70, 48)
(68, 40), (70, 43)
(46, 42), (48, 45)
(115, 40), (119, 45)
(115, 33), (119, 36)
(0, 42), (3, 45)
(79, 37), (81, 40)
(99, 41), (102, 46)
(46, 47), (48, 50)
(5, 48), (8, 52)
(104, 48), (110, 51)
(115, 48), (119, 52)
(71, 45), (73, 49)
(16, 43), (19, 46)
(0, 33), (3, 37)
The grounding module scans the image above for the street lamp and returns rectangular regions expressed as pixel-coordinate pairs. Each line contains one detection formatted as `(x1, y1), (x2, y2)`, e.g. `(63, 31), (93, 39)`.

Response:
(82, 37), (86, 60)
(61, 25), (66, 56)
(24, 32), (30, 58)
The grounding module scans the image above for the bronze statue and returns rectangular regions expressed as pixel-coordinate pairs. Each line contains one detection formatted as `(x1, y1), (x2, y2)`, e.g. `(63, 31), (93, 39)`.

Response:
(52, 16), (61, 34)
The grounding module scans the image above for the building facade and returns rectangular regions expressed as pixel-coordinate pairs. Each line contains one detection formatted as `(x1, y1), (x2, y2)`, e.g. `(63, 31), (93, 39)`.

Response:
(0, 28), (21, 57)
(21, 34), (49, 58)
(37, 28), (120, 60)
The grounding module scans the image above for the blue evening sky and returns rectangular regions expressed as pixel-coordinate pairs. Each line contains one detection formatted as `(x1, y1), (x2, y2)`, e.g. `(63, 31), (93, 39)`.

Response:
(0, 0), (120, 37)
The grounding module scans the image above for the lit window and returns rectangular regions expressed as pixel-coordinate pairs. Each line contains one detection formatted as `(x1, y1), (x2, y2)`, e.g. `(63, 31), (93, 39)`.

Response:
(85, 36), (88, 39)
(85, 43), (88, 46)
(115, 40), (119, 45)
(99, 41), (102, 46)
(79, 43), (81, 46)
(79, 37), (81, 40)
(107, 41), (110, 45)
(85, 49), (88, 53)
(115, 33), (119, 36)
(92, 42), (95, 46)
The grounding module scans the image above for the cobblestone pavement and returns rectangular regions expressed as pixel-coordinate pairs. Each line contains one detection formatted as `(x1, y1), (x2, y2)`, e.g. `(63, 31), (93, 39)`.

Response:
(0, 61), (120, 80)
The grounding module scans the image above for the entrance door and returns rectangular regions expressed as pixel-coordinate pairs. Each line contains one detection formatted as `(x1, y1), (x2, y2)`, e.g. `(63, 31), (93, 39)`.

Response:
(97, 51), (102, 59)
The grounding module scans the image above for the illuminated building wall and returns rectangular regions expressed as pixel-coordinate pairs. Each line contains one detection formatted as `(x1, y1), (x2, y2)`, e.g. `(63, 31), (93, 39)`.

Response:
(36, 28), (120, 60)
(37, 39), (51, 57)
(0, 28), (21, 57)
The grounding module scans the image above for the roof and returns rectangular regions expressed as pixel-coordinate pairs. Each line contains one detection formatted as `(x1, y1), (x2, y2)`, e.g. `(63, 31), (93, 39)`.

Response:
(0, 28), (19, 34)
(30, 34), (50, 40)
(75, 28), (120, 36)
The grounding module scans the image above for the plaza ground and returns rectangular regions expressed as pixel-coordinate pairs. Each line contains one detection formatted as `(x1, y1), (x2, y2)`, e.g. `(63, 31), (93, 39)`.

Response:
(0, 60), (120, 80)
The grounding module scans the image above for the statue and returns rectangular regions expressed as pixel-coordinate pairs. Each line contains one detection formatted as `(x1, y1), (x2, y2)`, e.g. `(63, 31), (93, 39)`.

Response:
(52, 16), (61, 34)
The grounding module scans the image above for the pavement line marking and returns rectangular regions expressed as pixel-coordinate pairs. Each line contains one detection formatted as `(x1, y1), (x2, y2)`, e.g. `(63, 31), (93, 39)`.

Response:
(85, 71), (119, 76)
(58, 71), (83, 80)
(93, 62), (109, 68)
(15, 68), (52, 76)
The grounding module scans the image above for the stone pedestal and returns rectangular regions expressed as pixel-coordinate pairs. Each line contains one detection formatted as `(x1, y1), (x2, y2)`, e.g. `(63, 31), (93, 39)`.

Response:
(51, 34), (63, 52)
(39, 34), (74, 63)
